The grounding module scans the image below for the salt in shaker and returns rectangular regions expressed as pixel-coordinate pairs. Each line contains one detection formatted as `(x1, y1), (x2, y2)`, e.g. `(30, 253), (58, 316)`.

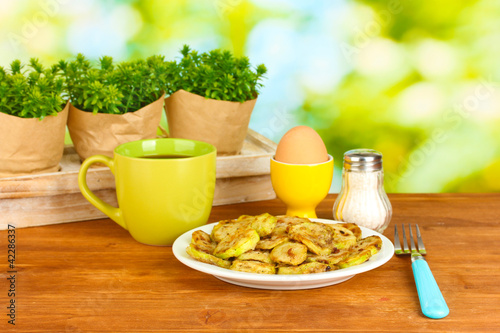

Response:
(333, 149), (392, 233)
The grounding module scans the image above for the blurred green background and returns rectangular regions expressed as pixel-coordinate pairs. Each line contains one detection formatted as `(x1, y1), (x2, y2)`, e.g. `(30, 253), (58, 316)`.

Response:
(1, 0), (499, 193)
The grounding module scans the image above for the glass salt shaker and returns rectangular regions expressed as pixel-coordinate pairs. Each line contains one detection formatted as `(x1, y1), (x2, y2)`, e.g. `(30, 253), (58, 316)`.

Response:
(333, 149), (392, 233)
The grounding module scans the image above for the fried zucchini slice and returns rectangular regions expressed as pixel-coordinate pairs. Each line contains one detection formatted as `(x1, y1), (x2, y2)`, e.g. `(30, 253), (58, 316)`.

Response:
(335, 235), (382, 269)
(255, 234), (289, 250)
(356, 235), (383, 256)
(269, 241), (308, 266)
(237, 250), (273, 264)
(335, 248), (372, 269)
(340, 223), (362, 240)
(186, 244), (231, 269)
(273, 215), (310, 235)
(191, 230), (216, 254)
(213, 227), (260, 259)
(278, 262), (330, 275)
(251, 213), (278, 237)
(288, 222), (334, 255)
(269, 223), (288, 238)
(211, 219), (249, 243)
(329, 224), (357, 250)
(276, 215), (310, 224)
(230, 260), (276, 274)
(306, 248), (350, 266)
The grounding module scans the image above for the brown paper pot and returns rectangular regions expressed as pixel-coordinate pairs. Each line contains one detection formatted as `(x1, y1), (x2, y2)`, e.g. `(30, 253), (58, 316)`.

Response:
(0, 102), (69, 178)
(164, 89), (257, 155)
(68, 94), (164, 161)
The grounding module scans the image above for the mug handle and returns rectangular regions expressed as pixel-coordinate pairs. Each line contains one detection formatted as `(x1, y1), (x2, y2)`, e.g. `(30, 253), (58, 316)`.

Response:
(78, 155), (127, 230)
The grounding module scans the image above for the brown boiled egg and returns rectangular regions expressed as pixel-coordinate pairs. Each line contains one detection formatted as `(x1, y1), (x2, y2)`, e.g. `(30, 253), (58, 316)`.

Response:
(274, 126), (329, 164)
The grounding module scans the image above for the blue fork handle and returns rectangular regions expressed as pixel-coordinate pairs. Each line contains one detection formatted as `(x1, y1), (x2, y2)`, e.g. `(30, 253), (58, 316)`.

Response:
(412, 259), (450, 319)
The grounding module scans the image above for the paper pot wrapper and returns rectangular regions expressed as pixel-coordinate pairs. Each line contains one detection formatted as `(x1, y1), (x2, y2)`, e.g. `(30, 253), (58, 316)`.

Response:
(68, 95), (164, 161)
(165, 89), (257, 155)
(0, 102), (69, 178)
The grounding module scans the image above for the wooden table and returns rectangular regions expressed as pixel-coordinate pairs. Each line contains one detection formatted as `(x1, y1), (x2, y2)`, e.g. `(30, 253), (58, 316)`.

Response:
(1, 193), (499, 332)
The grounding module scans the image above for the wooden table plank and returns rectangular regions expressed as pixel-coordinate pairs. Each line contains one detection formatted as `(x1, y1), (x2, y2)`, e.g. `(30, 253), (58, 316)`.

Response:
(1, 194), (500, 332)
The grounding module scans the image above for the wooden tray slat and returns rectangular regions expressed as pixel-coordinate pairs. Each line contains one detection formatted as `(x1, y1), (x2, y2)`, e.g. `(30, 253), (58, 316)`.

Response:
(0, 129), (277, 229)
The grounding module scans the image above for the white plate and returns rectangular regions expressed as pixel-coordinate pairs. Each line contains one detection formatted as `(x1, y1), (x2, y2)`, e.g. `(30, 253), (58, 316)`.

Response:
(172, 218), (394, 290)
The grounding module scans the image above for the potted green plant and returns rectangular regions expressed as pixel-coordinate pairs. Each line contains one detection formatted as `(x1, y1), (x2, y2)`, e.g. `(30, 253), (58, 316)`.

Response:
(58, 54), (167, 161)
(164, 45), (267, 155)
(0, 59), (68, 178)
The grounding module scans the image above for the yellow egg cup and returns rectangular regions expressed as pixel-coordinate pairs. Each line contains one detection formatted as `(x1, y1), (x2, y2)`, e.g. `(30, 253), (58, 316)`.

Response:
(270, 155), (333, 219)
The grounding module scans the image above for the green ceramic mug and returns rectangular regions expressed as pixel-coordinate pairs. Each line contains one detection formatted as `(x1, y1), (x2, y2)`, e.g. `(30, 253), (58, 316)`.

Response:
(78, 138), (217, 246)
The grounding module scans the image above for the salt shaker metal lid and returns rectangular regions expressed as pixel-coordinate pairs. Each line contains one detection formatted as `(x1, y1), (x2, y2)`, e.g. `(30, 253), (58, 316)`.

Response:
(343, 149), (383, 172)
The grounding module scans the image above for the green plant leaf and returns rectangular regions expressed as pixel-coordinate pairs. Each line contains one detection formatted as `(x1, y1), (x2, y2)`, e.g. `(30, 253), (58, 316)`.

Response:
(164, 46), (267, 102)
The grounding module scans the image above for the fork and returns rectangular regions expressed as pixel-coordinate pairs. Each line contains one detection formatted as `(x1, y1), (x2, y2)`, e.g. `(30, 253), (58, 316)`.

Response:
(394, 224), (449, 319)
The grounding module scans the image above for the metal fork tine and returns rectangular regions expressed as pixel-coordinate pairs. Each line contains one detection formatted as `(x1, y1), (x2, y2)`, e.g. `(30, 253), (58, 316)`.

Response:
(394, 225), (403, 254)
(409, 223), (418, 255)
(401, 224), (410, 254)
(416, 224), (427, 255)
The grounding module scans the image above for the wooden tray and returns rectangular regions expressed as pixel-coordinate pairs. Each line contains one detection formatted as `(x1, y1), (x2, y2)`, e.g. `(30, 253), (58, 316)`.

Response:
(0, 129), (277, 229)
